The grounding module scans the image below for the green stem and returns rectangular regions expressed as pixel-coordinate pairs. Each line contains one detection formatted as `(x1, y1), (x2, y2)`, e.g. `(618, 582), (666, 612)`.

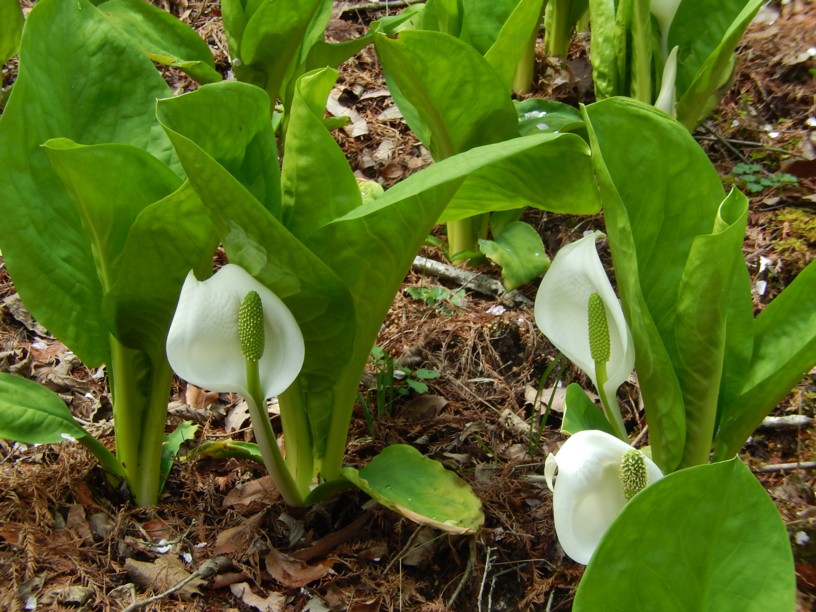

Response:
(513, 17), (540, 95)
(277, 379), (314, 496)
(594, 360), (628, 441)
(109, 338), (172, 506)
(244, 357), (303, 505)
(545, 0), (571, 57)
(448, 215), (487, 263)
(630, 0), (652, 103)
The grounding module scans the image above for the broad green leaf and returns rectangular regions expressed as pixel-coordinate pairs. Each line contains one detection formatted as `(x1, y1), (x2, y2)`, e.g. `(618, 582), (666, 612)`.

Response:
(281, 68), (362, 241)
(458, 0), (517, 55)
(374, 30), (518, 160)
(0, 0), (176, 367)
(0, 372), (124, 478)
(478, 221), (550, 290)
(438, 132), (599, 221)
(582, 98), (730, 470)
(674, 189), (748, 467)
(154, 82), (281, 216)
(98, 0), (221, 84)
(159, 421), (199, 490)
(714, 259), (816, 460)
(515, 98), (585, 136)
(341, 444), (484, 534)
(483, 0), (546, 93)
(0, 0), (23, 64)
(187, 440), (265, 464)
(42, 140), (183, 291)
(672, 0), (762, 129)
(103, 182), (218, 355)
(628, 0), (652, 103)
(561, 383), (617, 436)
(574, 458), (795, 611)
(418, 0), (463, 36)
(236, 0), (326, 103)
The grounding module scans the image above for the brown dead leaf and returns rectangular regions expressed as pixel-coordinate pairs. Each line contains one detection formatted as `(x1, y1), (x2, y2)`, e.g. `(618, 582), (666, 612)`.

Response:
(66, 504), (92, 543)
(229, 582), (286, 611)
(185, 383), (219, 409)
(225, 400), (251, 433)
(223, 476), (281, 514)
(399, 394), (448, 422)
(265, 546), (331, 588)
(124, 554), (204, 599)
(214, 511), (266, 556)
(143, 517), (174, 543)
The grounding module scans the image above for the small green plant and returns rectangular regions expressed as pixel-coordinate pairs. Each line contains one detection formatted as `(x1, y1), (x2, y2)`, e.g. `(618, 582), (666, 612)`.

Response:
(405, 285), (466, 314)
(730, 162), (798, 193)
(358, 345), (440, 435)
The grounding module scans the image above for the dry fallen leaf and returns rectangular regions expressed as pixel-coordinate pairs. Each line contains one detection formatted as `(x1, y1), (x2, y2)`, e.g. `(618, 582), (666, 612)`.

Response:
(66, 504), (93, 544)
(214, 510), (266, 556)
(223, 476), (281, 514)
(265, 546), (331, 588)
(124, 554), (205, 599)
(229, 582), (286, 611)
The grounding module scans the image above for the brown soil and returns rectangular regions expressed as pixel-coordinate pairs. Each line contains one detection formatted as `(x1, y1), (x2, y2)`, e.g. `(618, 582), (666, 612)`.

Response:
(1, 1), (814, 610)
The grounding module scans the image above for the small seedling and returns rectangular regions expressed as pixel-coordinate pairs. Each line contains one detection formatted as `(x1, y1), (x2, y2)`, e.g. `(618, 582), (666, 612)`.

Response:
(730, 162), (798, 194)
(405, 285), (466, 314)
(358, 345), (440, 436)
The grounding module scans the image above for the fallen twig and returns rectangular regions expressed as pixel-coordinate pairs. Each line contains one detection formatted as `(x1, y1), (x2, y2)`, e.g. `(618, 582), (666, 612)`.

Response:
(758, 415), (814, 429)
(121, 556), (232, 612)
(412, 255), (532, 306)
(754, 461), (816, 473)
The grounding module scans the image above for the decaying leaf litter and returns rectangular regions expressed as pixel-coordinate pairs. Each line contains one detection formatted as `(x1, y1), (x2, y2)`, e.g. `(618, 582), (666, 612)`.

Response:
(0, 0), (814, 609)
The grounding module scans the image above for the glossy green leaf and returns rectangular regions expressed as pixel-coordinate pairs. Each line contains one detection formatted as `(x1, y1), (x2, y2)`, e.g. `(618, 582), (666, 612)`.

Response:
(674, 189), (748, 467)
(0, 0), (23, 64)
(0, 0), (175, 367)
(478, 221), (550, 290)
(458, 0), (517, 54)
(515, 98), (585, 136)
(483, 0), (546, 93)
(582, 98), (728, 470)
(159, 421), (199, 490)
(233, 0), (327, 103)
(342, 444), (484, 534)
(672, 0), (762, 129)
(715, 259), (816, 460)
(42, 140), (183, 291)
(587, 0), (622, 98)
(561, 383), (618, 437)
(281, 68), (362, 241)
(374, 30), (518, 160)
(418, 0), (463, 36)
(98, 0), (221, 84)
(574, 458), (795, 611)
(438, 132), (599, 222)
(0, 372), (124, 478)
(103, 182), (219, 354)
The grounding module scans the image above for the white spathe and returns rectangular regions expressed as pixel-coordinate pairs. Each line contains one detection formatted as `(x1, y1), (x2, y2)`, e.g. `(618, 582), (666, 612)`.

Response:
(166, 264), (305, 400)
(654, 46), (679, 116)
(651, 0), (682, 56)
(545, 430), (663, 565)
(534, 232), (635, 403)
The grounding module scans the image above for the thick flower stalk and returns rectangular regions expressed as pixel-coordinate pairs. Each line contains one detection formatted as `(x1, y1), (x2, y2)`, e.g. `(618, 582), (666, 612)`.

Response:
(534, 232), (634, 439)
(544, 430), (663, 564)
(166, 264), (306, 504)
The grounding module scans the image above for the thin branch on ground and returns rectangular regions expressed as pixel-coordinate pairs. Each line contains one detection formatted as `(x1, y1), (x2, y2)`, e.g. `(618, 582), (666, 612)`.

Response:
(339, 0), (423, 16)
(755, 461), (816, 473)
(120, 556), (231, 612)
(412, 255), (532, 306)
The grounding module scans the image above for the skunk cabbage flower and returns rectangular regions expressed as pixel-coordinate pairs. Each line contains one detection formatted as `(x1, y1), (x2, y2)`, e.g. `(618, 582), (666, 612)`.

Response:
(544, 430), (663, 564)
(534, 232), (634, 437)
(651, 0), (682, 55)
(166, 264), (305, 400)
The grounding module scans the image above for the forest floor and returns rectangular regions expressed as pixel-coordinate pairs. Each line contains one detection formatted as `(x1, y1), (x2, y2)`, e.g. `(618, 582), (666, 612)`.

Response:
(1, 1), (815, 610)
